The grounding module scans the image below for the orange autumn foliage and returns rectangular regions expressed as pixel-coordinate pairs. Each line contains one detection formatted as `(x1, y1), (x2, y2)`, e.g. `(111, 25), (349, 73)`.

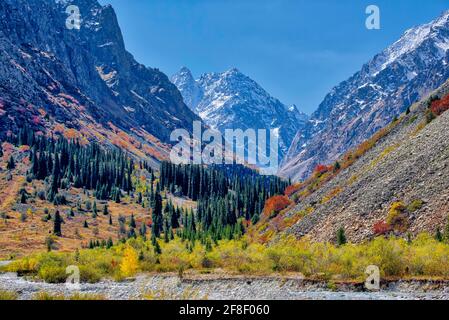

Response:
(430, 94), (449, 116)
(63, 128), (80, 140)
(263, 195), (292, 217)
(313, 164), (331, 177)
(373, 220), (391, 235)
(284, 184), (302, 197)
(18, 145), (30, 153)
(54, 124), (65, 134)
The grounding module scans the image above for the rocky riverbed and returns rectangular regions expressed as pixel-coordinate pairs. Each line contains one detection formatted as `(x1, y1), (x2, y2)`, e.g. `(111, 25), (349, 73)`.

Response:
(1, 267), (449, 300)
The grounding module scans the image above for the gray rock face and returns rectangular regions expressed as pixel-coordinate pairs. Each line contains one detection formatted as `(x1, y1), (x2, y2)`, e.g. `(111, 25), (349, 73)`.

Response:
(0, 0), (199, 143)
(172, 67), (309, 159)
(280, 10), (449, 182)
(170, 67), (203, 111)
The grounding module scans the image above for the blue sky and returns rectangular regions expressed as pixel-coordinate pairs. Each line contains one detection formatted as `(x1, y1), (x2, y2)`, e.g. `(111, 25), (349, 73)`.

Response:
(99, 0), (448, 114)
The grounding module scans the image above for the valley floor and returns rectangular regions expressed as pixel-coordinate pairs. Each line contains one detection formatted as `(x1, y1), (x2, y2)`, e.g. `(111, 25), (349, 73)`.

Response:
(1, 267), (449, 300)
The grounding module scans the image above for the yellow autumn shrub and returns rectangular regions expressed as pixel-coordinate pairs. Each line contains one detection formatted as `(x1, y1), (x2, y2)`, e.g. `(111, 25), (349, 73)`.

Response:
(120, 246), (139, 278)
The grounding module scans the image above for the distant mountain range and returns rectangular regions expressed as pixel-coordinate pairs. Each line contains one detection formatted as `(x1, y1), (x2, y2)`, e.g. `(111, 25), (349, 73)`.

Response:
(171, 67), (308, 159)
(280, 10), (449, 181)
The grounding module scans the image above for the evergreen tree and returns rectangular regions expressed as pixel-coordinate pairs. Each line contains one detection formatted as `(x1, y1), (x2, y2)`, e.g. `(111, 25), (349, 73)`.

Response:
(103, 204), (109, 215)
(84, 220), (89, 228)
(129, 214), (136, 228)
(53, 210), (63, 237)
(127, 227), (136, 239)
(151, 192), (163, 237)
(137, 192), (143, 204)
(444, 216), (449, 243)
(20, 192), (27, 204)
(109, 215), (113, 225)
(6, 156), (15, 170)
(106, 237), (113, 249)
(164, 217), (170, 243)
(407, 232), (413, 245)
(139, 222), (147, 238)
(336, 227), (347, 246)
(333, 161), (341, 172)
(115, 189), (121, 203)
(435, 228), (443, 242)
(92, 201), (98, 218)
(152, 234), (161, 254)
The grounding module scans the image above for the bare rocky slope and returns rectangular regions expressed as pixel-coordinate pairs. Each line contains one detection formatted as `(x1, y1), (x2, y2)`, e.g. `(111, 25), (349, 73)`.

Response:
(277, 79), (449, 242)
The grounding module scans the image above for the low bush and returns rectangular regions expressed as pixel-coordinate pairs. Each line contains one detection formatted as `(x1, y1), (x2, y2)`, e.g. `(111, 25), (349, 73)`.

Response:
(38, 265), (67, 283)
(429, 94), (449, 116)
(407, 199), (424, 212)
(7, 233), (449, 282)
(79, 265), (102, 283)
(386, 202), (408, 232)
(33, 291), (65, 300)
(373, 220), (391, 235)
(69, 293), (106, 300)
(0, 290), (18, 300)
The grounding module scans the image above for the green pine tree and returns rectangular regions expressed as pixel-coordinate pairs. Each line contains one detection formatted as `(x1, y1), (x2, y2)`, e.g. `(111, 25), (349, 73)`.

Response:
(444, 216), (449, 243)
(6, 156), (15, 170)
(93, 201), (98, 217)
(53, 210), (63, 237)
(20, 192), (27, 204)
(129, 214), (136, 228)
(152, 234), (162, 255)
(336, 227), (347, 246)
(106, 237), (113, 249)
(435, 228), (443, 242)
(333, 161), (341, 172)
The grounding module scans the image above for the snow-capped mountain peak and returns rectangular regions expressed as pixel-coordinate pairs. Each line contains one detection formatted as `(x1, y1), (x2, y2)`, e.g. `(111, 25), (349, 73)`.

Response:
(170, 67), (203, 110)
(172, 67), (309, 160)
(369, 10), (449, 76)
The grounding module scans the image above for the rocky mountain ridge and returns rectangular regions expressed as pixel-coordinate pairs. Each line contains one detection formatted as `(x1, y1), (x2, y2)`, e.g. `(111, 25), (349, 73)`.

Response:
(0, 0), (200, 164)
(280, 10), (449, 181)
